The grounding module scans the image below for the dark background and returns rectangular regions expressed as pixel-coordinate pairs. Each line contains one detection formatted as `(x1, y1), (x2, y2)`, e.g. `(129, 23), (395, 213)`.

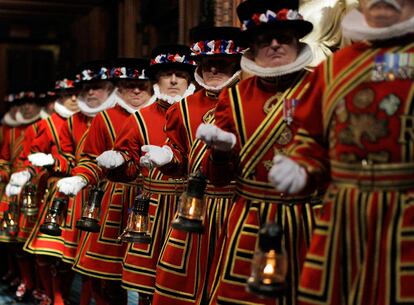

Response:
(0, 0), (215, 111)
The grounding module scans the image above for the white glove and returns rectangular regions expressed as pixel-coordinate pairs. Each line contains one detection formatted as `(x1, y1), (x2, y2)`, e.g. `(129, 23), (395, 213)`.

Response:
(5, 183), (23, 197)
(140, 145), (173, 168)
(28, 153), (55, 167)
(268, 155), (307, 194)
(96, 150), (125, 169)
(9, 170), (31, 186)
(56, 176), (87, 196)
(196, 123), (236, 152)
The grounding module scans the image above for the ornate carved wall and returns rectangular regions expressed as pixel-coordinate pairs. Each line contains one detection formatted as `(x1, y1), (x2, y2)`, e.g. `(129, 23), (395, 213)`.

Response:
(214, 0), (241, 27)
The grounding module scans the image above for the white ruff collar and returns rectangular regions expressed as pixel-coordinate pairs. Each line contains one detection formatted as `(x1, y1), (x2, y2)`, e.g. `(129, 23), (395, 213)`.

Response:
(342, 9), (414, 41)
(40, 109), (50, 119)
(115, 92), (153, 114)
(147, 94), (157, 105)
(2, 112), (20, 127)
(54, 102), (77, 119)
(78, 89), (117, 117)
(194, 67), (241, 93)
(152, 83), (196, 105)
(241, 44), (313, 78)
(15, 111), (41, 125)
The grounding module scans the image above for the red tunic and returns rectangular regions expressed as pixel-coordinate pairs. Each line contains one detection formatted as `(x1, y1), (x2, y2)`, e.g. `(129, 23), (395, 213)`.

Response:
(152, 89), (234, 305)
(112, 100), (185, 295)
(0, 125), (9, 205)
(24, 112), (92, 263)
(71, 105), (139, 280)
(23, 113), (70, 258)
(16, 120), (46, 242)
(0, 120), (41, 243)
(0, 124), (25, 242)
(204, 75), (315, 305)
(293, 37), (414, 305)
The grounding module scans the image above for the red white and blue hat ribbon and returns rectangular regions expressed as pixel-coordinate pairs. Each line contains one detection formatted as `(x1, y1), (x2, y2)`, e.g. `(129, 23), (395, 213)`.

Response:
(242, 9), (304, 31)
(191, 40), (244, 56)
(77, 67), (111, 81)
(110, 67), (147, 79)
(150, 53), (196, 66)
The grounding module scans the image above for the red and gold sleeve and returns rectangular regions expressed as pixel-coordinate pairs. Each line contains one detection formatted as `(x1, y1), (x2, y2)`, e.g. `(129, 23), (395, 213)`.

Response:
(203, 88), (239, 186)
(287, 64), (330, 188)
(109, 113), (143, 182)
(161, 103), (188, 177)
(15, 122), (41, 176)
(73, 114), (109, 185)
(0, 128), (12, 181)
(52, 117), (75, 176)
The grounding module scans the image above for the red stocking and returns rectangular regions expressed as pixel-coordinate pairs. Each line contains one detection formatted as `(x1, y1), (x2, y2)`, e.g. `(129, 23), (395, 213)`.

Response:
(35, 255), (53, 297)
(79, 276), (92, 305)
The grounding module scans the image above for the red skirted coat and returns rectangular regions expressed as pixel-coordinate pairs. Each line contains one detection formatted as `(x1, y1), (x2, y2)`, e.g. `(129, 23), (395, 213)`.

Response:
(0, 120), (41, 243)
(16, 119), (48, 242)
(204, 74), (315, 305)
(292, 37), (414, 305)
(24, 112), (92, 263)
(71, 105), (140, 280)
(152, 89), (235, 305)
(23, 112), (70, 257)
(111, 100), (185, 295)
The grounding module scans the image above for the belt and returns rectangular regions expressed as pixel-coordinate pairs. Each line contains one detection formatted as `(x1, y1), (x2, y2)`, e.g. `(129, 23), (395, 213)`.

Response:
(235, 177), (311, 204)
(143, 178), (187, 195)
(331, 160), (414, 191)
(205, 182), (235, 198)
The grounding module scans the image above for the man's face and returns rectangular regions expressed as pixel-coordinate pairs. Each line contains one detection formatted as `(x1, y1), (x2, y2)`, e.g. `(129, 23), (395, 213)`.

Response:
(252, 29), (299, 68)
(157, 70), (190, 97)
(80, 80), (114, 108)
(20, 102), (41, 119)
(200, 56), (238, 87)
(61, 94), (79, 112)
(117, 79), (152, 109)
(360, 0), (414, 27)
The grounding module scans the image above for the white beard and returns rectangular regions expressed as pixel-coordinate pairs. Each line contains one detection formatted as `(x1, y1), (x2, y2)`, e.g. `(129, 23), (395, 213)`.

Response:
(240, 43), (313, 78)
(152, 83), (196, 105)
(342, 8), (414, 41)
(77, 89), (117, 117)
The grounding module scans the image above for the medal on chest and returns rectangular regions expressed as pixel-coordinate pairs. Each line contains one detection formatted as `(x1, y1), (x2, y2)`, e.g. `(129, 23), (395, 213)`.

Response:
(372, 52), (414, 82)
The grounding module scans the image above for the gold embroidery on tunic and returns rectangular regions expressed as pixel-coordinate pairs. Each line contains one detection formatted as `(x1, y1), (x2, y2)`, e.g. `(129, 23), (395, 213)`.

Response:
(263, 92), (283, 114)
(379, 94), (400, 116)
(353, 88), (375, 109)
(202, 108), (215, 123)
